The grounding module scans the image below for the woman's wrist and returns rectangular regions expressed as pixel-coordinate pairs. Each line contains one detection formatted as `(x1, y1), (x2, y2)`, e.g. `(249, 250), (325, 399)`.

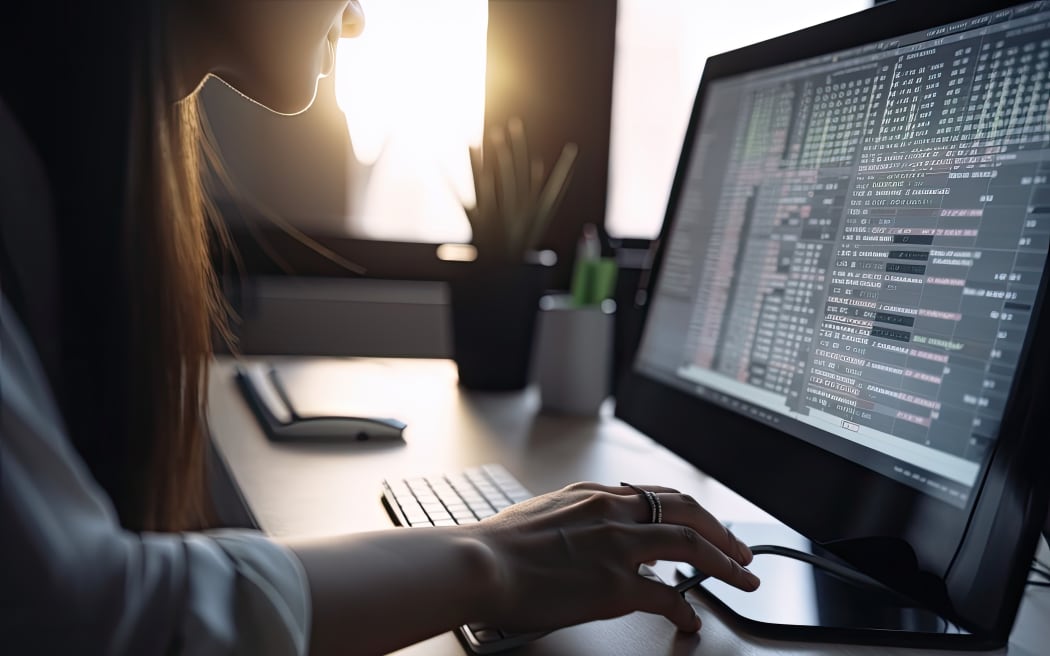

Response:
(282, 526), (510, 655)
(453, 526), (506, 625)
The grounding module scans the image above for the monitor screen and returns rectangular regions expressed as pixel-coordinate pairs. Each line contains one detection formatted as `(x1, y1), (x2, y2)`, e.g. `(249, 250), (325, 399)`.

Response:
(617, 0), (1050, 644)
(635, 2), (1050, 509)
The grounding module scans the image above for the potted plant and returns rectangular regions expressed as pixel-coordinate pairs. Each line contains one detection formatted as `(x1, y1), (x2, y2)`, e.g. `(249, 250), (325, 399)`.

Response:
(449, 117), (578, 390)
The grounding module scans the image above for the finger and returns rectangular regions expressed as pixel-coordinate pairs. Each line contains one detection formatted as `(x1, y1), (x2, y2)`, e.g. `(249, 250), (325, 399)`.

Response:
(615, 483), (681, 495)
(629, 575), (702, 632)
(561, 481), (615, 493)
(654, 493), (752, 565)
(555, 485), (673, 527)
(564, 482), (672, 496)
(630, 524), (760, 593)
(616, 484), (751, 565)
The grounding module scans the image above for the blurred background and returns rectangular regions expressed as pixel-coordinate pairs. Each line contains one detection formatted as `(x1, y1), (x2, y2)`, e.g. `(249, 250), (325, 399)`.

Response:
(203, 0), (871, 366)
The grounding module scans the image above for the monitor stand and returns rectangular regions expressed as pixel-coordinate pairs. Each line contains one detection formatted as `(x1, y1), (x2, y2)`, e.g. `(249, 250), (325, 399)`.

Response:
(674, 522), (999, 649)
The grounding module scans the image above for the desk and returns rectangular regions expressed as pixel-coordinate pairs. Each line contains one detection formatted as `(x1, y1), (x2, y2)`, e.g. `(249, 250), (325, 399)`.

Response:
(208, 357), (1047, 656)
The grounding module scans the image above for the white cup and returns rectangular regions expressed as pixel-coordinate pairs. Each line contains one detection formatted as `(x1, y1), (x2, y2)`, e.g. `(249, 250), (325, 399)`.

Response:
(533, 294), (615, 416)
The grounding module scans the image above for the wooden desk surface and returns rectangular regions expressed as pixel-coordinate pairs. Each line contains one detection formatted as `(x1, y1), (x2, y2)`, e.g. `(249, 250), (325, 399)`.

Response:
(208, 357), (1046, 656)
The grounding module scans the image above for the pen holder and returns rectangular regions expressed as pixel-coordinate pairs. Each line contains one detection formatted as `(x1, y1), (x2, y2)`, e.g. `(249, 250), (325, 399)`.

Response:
(533, 294), (615, 416)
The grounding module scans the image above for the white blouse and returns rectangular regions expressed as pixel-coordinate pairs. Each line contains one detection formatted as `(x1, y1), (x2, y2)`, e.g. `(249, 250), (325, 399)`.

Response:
(0, 296), (311, 655)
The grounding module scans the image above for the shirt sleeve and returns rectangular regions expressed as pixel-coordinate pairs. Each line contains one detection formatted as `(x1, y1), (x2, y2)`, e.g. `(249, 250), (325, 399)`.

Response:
(0, 297), (311, 656)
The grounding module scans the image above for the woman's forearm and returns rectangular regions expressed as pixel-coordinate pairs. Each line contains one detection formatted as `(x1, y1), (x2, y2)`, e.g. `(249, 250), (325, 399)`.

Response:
(283, 527), (498, 656)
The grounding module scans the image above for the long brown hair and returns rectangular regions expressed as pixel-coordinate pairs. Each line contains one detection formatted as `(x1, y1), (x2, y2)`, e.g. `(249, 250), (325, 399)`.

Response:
(1, 3), (225, 532)
(121, 1), (229, 531)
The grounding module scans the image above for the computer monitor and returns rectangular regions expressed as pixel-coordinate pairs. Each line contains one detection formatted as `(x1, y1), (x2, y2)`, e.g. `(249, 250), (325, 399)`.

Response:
(616, 0), (1050, 648)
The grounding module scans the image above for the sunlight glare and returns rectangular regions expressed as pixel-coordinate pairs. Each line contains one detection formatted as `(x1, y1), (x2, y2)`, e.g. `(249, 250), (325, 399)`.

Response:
(334, 1), (488, 242)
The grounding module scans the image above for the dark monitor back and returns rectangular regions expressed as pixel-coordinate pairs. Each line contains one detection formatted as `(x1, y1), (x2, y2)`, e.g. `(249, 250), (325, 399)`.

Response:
(617, 0), (1050, 642)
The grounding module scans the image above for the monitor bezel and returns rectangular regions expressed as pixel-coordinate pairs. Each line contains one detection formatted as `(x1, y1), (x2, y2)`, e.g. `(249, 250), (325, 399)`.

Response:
(616, 0), (1050, 641)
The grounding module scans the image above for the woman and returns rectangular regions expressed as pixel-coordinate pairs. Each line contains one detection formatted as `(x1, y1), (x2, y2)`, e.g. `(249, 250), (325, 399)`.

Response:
(0, 1), (759, 654)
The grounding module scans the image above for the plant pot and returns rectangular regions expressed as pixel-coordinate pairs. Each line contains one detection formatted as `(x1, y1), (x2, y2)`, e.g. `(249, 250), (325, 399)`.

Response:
(448, 257), (554, 391)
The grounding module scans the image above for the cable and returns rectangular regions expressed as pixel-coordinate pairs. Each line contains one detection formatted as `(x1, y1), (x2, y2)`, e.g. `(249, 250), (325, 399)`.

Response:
(674, 544), (899, 598)
(676, 544), (955, 635)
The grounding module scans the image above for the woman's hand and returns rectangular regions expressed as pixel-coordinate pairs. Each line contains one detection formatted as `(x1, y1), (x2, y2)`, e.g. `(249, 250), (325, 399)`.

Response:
(289, 481), (758, 655)
(467, 482), (759, 633)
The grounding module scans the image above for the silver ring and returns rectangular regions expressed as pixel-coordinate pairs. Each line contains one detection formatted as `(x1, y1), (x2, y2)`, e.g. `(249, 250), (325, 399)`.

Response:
(623, 483), (663, 524)
(647, 491), (663, 524)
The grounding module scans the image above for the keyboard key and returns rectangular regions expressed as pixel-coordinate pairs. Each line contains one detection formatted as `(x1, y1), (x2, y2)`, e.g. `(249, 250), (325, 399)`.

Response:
(403, 508), (430, 525)
(451, 508), (477, 521)
(462, 494), (489, 507)
(506, 488), (531, 503)
(406, 478), (431, 492)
